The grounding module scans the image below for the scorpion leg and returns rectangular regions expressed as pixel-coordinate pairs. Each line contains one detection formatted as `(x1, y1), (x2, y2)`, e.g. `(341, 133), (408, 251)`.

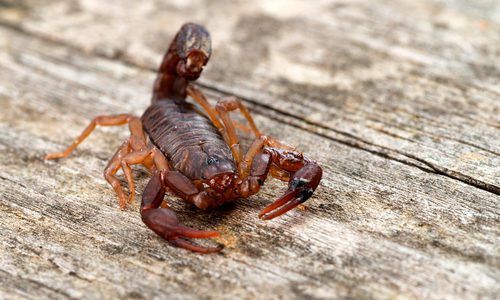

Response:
(187, 85), (258, 136)
(188, 86), (255, 139)
(258, 148), (322, 220)
(215, 96), (261, 138)
(233, 150), (271, 199)
(220, 136), (271, 199)
(104, 141), (131, 209)
(45, 114), (146, 160)
(214, 96), (262, 163)
(46, 113), (159, 209)
(141, 171), (223, 253)
(186, 85), (224, 130)
(238, 136), (268, 178)
(187, 86), (261, 162)
(120, 147), (169, 206)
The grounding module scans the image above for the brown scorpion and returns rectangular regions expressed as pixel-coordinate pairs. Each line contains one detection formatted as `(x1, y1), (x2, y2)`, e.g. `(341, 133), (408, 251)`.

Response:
(45, 23), (322, 253)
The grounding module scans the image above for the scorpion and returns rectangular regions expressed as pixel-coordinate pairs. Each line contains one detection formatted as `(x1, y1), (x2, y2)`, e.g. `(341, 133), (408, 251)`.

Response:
(45, 23), (323, 253)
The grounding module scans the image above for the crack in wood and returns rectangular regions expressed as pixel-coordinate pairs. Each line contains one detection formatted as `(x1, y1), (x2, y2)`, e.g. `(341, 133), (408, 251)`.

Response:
(358, 110), (500, 157)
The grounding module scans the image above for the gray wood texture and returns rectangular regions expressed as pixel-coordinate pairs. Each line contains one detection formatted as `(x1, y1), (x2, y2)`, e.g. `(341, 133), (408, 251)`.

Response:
(0, 0), (499, 299)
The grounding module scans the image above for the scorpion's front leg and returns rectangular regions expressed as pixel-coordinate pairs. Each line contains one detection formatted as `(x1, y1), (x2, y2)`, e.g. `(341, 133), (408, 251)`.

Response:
(141, 171), (223, 253)
(258, 148), (322, 220)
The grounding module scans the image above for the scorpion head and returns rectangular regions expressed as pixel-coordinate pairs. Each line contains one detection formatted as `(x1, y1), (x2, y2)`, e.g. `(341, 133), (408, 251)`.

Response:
(177, 49), (209, 81)
(207, 172), (236, 194)
(199, 155), (237, 194)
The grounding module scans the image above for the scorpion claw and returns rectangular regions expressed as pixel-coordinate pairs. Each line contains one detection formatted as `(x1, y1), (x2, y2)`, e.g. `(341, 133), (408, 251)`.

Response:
(141, 208), (223, 253)
(168, 225), (223, 253)
(176, 225), (221, 238)
(169, 238), (224, 254)
(258, 189), (302, 220)
(259, 163), (322, 220)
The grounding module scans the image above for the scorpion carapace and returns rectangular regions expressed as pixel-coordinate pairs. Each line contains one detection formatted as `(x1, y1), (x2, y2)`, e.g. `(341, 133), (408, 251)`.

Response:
(45, 22), (323, 253)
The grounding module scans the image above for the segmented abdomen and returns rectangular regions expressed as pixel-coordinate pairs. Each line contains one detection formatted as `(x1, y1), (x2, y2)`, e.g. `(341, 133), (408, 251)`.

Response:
(141, 100), (235, 180)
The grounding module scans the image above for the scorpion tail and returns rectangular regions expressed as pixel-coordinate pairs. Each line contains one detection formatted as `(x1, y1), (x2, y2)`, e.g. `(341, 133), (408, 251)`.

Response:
(152, 23), (211, 102)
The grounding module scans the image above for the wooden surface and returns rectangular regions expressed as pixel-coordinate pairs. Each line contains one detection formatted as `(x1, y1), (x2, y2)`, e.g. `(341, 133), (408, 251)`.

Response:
(1, 0), (499, 299)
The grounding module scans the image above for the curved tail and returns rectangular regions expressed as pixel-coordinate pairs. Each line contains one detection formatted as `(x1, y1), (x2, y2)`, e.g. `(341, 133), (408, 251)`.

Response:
(152, 23), (211, 102)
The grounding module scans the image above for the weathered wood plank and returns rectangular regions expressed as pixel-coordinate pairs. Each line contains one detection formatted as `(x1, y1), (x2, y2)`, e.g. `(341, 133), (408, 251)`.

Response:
(0, 1), (500, 299)
(1, 0), (498, 194)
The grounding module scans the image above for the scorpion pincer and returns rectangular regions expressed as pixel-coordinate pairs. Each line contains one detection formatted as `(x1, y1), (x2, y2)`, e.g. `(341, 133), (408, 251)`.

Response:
(45, 23), (323, 253)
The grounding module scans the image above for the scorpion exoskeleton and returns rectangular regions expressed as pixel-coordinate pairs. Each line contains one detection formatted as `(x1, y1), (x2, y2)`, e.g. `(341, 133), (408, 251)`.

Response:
(45, 23), (323, 253)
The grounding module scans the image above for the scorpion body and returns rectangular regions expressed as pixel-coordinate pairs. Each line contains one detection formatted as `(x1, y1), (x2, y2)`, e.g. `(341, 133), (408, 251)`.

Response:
(142, 100), (236, 186)
(46, 23), (323, 253)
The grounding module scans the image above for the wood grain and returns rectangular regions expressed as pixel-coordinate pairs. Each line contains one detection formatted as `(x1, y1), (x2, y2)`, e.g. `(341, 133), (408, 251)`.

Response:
(0, 1), (499, 299)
